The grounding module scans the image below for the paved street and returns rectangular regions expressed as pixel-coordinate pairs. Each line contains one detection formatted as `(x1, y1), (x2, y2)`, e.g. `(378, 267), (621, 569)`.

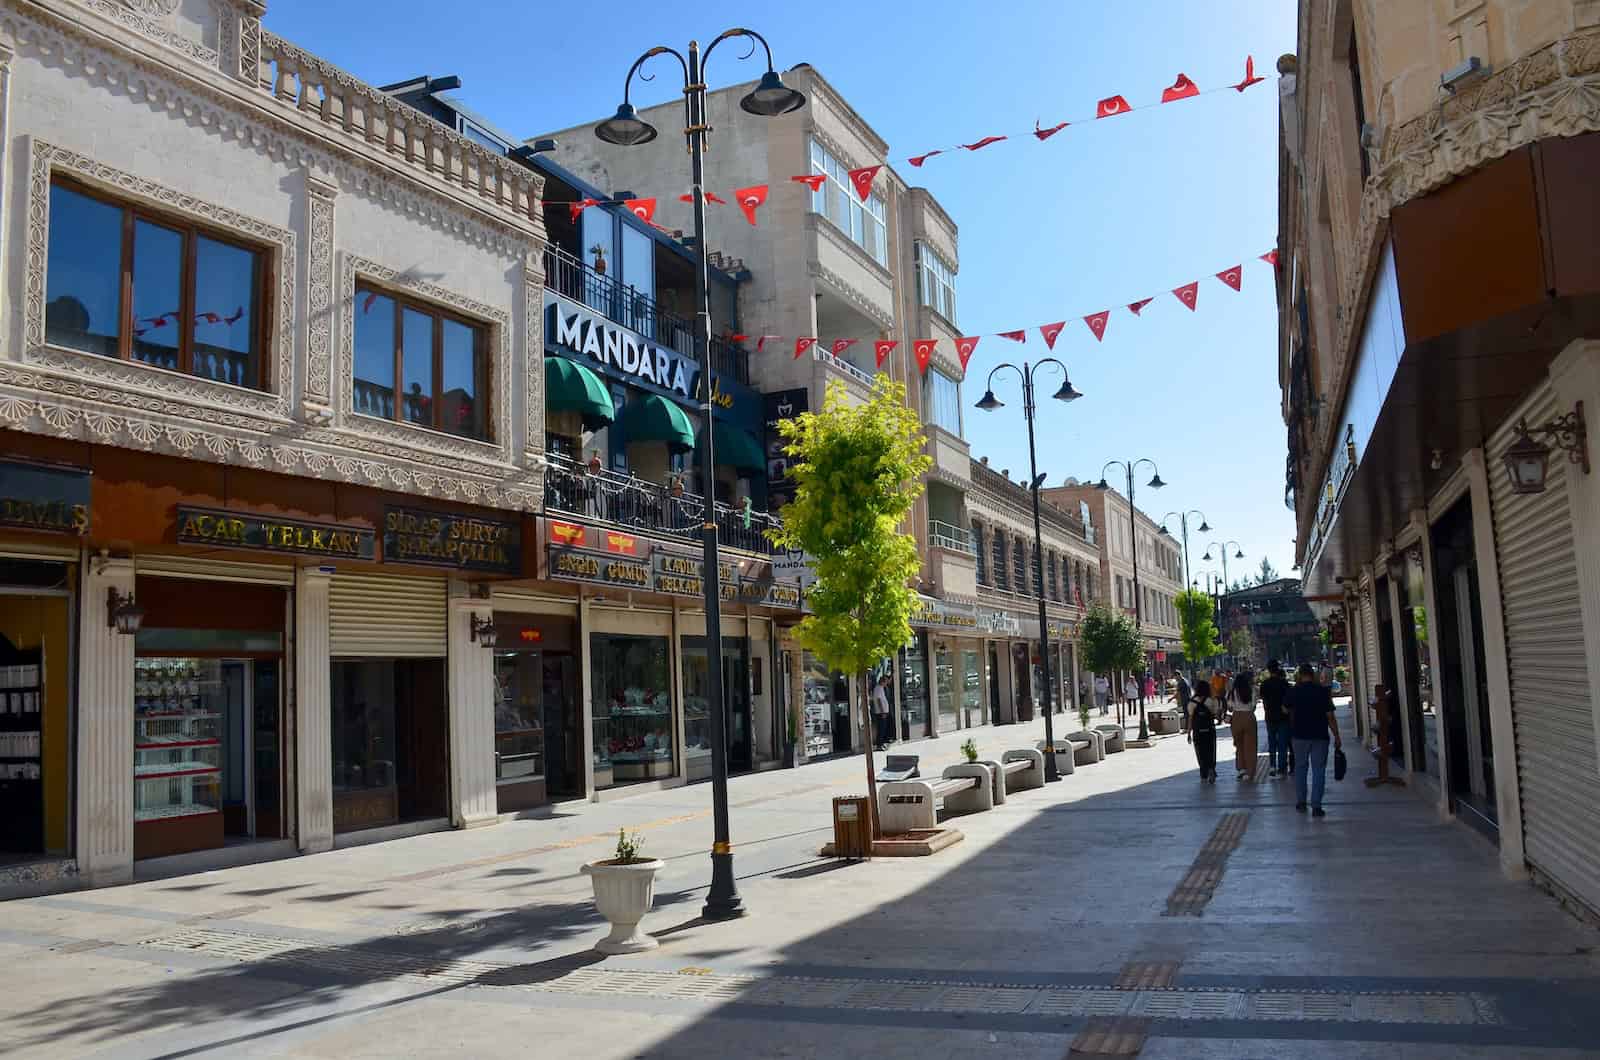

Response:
(2, 705), (1597, 1059)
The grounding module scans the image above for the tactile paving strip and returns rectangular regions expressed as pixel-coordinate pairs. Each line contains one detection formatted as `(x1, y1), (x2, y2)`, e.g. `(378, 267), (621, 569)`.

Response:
(1165, 811), (1251, 916)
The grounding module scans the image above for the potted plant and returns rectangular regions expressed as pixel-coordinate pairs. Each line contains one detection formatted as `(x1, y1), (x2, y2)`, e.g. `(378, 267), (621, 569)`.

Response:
(783, 706), (798, 768)
(960, 737), (979, 763)
(580, 828), (664, 954)
(590, 243), (608, 275)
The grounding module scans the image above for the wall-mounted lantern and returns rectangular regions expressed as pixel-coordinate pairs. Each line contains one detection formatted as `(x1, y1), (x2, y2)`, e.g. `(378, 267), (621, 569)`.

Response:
(107, 587), (144, 635)
(469, 613), (497, 649)
(1503, 401), (1588, 495)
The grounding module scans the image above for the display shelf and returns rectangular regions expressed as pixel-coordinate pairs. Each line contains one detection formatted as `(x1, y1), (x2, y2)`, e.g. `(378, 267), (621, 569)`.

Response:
(135, 802), (220, 821)
(135, 762), (221, 779)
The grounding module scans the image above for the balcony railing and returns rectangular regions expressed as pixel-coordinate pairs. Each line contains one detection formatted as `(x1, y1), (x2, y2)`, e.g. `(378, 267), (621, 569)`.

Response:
(543, 247), (750, 386)
(543, 454), (780, 556)
(928, 519), (976, 556)
(812, 347), (875, 387)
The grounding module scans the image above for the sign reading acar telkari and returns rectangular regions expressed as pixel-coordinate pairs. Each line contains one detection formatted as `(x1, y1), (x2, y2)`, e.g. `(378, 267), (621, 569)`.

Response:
(546, 293), (693, 396)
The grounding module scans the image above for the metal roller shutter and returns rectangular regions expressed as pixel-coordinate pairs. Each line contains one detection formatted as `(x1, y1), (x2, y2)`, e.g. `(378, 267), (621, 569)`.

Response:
(1488, 384), (1600, 917)
(136, 555), (294, 586)
(329, 572), (447, 657)
(1360, 576), (1379, 703)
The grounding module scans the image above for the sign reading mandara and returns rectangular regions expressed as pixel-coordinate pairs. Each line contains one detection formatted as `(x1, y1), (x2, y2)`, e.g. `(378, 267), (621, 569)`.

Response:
(175, 506), (376, 560)
(383, 506), (520, 574)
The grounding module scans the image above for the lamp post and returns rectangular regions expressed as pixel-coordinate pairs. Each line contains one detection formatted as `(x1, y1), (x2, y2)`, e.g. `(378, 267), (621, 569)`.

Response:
(1202, 540), (1244, 666)
(595, 31), (805, 922)
(1158, 510), (1212, 592)
(975, 359), (1083, 782)
(1096, 460), (1164, 741)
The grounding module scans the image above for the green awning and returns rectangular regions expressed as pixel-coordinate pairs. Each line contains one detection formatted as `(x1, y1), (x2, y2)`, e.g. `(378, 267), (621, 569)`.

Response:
(620, 393), (696, 452)
(545, 356), (614, 428)
(703, 421), (765, 473)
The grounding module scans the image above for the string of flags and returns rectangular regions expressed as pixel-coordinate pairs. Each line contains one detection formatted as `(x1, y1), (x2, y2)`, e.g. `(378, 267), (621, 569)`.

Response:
(731, 250), (1281, 376)
(132, 307), (244, 337)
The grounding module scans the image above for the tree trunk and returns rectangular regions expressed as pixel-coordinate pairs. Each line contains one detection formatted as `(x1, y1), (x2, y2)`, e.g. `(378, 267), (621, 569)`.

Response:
(861, 669), (880, 840)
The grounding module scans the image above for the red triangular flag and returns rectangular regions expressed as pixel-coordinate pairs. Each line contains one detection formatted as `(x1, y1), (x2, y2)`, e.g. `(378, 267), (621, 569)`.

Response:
(729, 333), (749, 342)
(1096, 95), (1133, 118)
(733, 185), (768, 225)
(755, 334), (781, 353)
(955, 336), (980, 369)
(790, 174), (826, 192)
(196, 311), (221, 324)
(1173, 282), (1200, 311)
(1040, 321), (1066, 349)
(1033, 120), (1069, 141)
(623, 197), (656, 224)
(1083, 311), (1110, 342)
(998, 329), (1027, 342)
(1216, 265), (1243, 292)
(679, 190), (728, 205)
(908, 149), (943, 167)
(873, 340), (897, 367)
(568, 197), (598, 224)
(830, 338), (858, 355)
(1127, 298), (1154, 316)
(1261, 250), (1280, 267)
(847, 166), (881, 202)
(1161, 73), (1199, 103)
(794, 337), (817, 359)
(223, 306), (244, 325)
(912, 340), (937, 374)
(1234, 55), (1265, 92)
(959, 135), (1007, 151)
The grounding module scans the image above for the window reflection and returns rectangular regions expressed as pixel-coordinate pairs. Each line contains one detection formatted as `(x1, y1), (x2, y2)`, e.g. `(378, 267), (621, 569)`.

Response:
(45, 184), (122, 357)
(131, 220), (183, 371)
(192, 236), (259, 387)
(353, 290), (396, 418)
(440, 318), (481, 438)
(352, 286), (489, 441)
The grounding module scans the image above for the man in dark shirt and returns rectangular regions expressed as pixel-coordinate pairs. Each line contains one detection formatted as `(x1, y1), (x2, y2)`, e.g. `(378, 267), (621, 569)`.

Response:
(1286, 662), (1341, 816)
(1260, 661), (1292, 778)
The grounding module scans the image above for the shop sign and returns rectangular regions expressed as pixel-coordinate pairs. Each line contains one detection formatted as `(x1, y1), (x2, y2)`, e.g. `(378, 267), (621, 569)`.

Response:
(910, 596), (979, 631)
(773, 549), (817, 590)
(517, 628), (543, 643)
(977, 609), (1023, 637)
(546, 520), (644, 558)
(546, 538), (802, 610)
(175, 505), (375, 559)
(549, 296), (694, 396)
(382, 506), (520, 574)
(0, 460), (90, 536)
(548, 546), (651, 589)
(763, 389), (809, 510)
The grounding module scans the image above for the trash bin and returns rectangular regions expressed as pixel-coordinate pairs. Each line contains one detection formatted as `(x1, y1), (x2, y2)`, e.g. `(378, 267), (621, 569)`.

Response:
(832, 795), (871, 859)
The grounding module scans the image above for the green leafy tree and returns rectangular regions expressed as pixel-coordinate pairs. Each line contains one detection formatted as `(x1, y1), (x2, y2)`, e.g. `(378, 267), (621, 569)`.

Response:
(1255, 557), (1280, 586)
(771, 376), (930, 837)
(1078, 603), (1145, 727)
(1176, 588), (1222, 670)
(1228, 626), (1258, 667)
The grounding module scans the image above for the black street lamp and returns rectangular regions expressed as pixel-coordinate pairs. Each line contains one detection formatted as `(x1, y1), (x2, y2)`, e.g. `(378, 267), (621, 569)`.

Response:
(1201, 540), (1245, 596)
(975, 360), (1082, 782)
(1159, 509), (1212, 592)
(595, 30), (804, 923)
(1096, 459), (1163, 741)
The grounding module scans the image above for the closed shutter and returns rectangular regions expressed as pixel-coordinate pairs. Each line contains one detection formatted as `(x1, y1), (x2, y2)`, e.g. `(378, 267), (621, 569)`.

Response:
(329, 572), (447, 657)
(1360, 575), (1379, 701)
(1488, 383), (1600, 916)
(136, 554), (294, 586)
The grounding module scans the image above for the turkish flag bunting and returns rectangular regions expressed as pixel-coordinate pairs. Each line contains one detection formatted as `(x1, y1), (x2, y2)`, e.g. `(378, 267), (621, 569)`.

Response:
(756, 335), (782, 353)
(1084, 311), (1110, 342)
(1217, 265), (1243, 291)
(1173, 282), (1200, 311)
(730, 333), (749, 342)
(678, 190), (728, 204)
(568, 197), (598, 223)
(1040, 321), (1067, 349)
(959, 135), (1007, 151)
(955, 336), (980, 369)
(734, 185), (769, 225)
(196, 311), (221, 324)
(362, 291), (379, 314)
(913, 340), (937, 374)
(1127, 298), (1154, 316)
(998, 329), (1027, 342)
(789, 174), (826, 192)
(1033, 120), (1069, 141)
(794, 337), (817, 359)
(831, 339), (859, 355)
(223, 306), (244, 325)
(1234, 55), (1265, 92)
(1260, 249), (1280, 267)
(908, 149), (943, 167)
(1096, 95), (1133, 118)
(873, 340), (898, 367)
(1161, 73), (1200, 102)
(847, 165), (882, 202)
(623, 197), (656, 223)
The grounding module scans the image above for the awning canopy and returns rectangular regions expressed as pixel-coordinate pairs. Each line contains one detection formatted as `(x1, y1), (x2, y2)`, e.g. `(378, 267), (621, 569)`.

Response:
(620, 393), (696, 452)
(703, 421), (765, 473)
(544, 356), (614, 428)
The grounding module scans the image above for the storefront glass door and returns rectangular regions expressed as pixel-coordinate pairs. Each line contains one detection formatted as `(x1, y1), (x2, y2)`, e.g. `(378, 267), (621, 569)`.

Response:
(900, 636), (930, 739)
(961, 648), (984, 728)
(682, 636), (751, 776)
(935, 641), (959, 733)
(330, 658), (449, 831)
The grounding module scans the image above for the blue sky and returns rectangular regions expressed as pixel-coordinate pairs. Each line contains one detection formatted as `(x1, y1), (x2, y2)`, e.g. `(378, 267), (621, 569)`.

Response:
(267, 0), (1297, 585)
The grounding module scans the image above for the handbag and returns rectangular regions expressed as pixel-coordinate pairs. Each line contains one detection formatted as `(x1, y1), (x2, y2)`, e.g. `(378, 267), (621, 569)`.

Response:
(1333, 746), (1348, 781)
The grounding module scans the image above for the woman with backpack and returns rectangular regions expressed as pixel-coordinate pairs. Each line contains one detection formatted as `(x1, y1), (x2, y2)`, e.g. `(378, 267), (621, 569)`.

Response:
(1187, 679), (1219, 783)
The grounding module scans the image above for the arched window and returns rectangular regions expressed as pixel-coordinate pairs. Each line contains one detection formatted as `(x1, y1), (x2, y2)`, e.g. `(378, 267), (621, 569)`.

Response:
(973, 521), (988, 585)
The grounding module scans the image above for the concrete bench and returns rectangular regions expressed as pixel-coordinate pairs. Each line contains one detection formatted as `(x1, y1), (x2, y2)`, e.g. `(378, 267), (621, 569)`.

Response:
(1035, 741), (1077, 776)
(1150, 710), (1184, 736)
(976, 759), (1007, 803)
(1095, 725), (1126, 754)
(1065, 730), (1105, 763)
(880, 754), (920, 781)
(878, 768), (991, 833)
(1000, 748), (1046, 793)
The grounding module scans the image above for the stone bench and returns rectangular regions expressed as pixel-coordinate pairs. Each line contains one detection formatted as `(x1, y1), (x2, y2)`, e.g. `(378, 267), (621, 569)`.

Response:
(1065, 730), (1105, 763)
(1095, 725), (1126, 754)
(1000, 748), (1046, 792)
(878, 768), (991, 833)
(1036, 740), (1079, 776)
(1150, 710), (1184, 736)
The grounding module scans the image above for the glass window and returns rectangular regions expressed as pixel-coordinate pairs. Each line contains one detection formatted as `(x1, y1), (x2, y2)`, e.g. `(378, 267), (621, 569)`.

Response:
(330, 660), (398, 794)
(900, 635), (929, 738)
(45, 180), (267, 388)
(916, 242), (957, 324)
(927, 369), (962, 437)
(935, 642), (959, 733)
(808, 139), (888, 266)
(590, 634), (673, 788)
(961, 649), (983, 728)
(353, 287), (490, 440)
(493, 652), (544, 783)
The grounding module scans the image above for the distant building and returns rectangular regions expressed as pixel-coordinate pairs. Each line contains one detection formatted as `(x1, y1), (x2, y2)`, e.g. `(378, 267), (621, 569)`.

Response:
(1220, 580), (1320, 668)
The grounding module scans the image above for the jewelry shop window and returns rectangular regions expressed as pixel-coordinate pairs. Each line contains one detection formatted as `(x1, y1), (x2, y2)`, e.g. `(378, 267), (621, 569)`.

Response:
(353, 285), (490, 440)
(44, 179), (271, 389)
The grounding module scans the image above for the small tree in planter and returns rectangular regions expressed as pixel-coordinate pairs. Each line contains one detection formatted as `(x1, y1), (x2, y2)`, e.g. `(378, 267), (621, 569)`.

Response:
(1079, 603), (1146, 731)
(961, 738), (979, 763)
(580, 828), (665, 954)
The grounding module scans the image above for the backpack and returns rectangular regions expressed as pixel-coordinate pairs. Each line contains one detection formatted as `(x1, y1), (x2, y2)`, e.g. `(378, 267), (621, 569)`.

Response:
(1189, 695), (1216, 733)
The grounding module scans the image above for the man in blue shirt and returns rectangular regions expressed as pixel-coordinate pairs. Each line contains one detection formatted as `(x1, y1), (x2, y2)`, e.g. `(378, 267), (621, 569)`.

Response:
(1286, 662), (1341, 816)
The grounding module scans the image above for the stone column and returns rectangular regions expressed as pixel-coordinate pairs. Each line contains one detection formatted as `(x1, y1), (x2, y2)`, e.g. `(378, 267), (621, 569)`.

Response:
(578, 592), (596, 798)
(1548, 340), (1600, 766)
(1414, 509), (1455, 818)
(294, 567), (333, 853)
(446, 582), (498, 829)
(1383, 571), (1415, 777)
(301, 172), (338, 422)
(76, 556), (135, 885)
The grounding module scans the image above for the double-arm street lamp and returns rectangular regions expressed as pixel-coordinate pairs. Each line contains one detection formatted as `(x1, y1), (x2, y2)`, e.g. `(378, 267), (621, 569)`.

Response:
(1202, 541), (1245, 595)
(596, 29), (805, 922)
(976, 359), (1083, 782)
(1159, 509), (1212, 591)
(1096, 460), (1164, 741)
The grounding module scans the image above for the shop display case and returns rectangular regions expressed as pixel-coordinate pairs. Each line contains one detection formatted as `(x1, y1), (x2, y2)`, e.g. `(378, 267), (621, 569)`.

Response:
(0, 653), (44, 853)
(133, 657), (223, 859)
(684, 694), (712, 781)
(595, 689), (674, 782)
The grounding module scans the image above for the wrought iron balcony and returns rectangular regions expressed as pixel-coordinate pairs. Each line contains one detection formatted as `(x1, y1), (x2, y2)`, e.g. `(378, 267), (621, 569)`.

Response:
(928, 519), (977, 556)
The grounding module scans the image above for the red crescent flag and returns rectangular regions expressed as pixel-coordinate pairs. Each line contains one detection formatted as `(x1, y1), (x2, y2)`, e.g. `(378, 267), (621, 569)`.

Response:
(729, 333), (749, 342)
(908, 149), (943, 167)
(1261, 250), (1280, 267)
(790, 174), (826, 192)
(568, 197), (598, 223)
(733, 185), (769, 225)
(1040, 321), (1066, 349)
(1127, 298), (1154, 316)
(847, 165), (882, 202)
(873, 340), (898, 367)
(1096, 95), (1133, 118)
(1033, 120), (1069, 141)
(756, 335), (782, 353)
(912, 340), (937, 374)
(959, 135), (1007, 151)
(623, 197), (656, 223)
(1217, 265), (1243, 291)
(1083, 311), (1110, 342)
(1173, 282), (1200, 311)
(955, 336), (980, 370)
(830, 338), (859, 355)
(1161, 73), (1199, 103)
(678, 190), (728, 205)
(1234, 55), (1265, 92)
(793, 337), (817, 359)
(998, 329), (1027, 342)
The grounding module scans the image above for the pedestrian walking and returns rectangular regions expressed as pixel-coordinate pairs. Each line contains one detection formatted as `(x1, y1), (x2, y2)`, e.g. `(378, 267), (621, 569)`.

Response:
(872, 674), (892, 750)
(1123, 674), (1139, 712)
(1210, 669), (1227, 704)
(1174, 672), (1192, 710)
(1260, 659), (1291, 777)
(1142, 671), (1156, 702)
(1094, 673), (1109, 715)
(1229, 671), (1257, 780)
(1287, 662), (1341, 816)
(1187, 678), (1219, 782)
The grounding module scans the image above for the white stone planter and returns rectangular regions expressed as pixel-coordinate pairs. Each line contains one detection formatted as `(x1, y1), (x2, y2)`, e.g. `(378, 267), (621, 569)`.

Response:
(581, 858), (665, 954)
